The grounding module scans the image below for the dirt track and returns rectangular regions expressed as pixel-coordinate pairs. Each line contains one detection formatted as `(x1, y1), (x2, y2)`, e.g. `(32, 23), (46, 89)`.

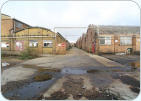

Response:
(1, 48), (140, 100)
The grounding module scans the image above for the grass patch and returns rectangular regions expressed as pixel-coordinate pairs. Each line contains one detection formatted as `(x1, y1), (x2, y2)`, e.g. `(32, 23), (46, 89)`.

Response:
(34, 73), (52, 81)
(1, 48), (39, 60)
(1, 52), (19, 60)
(19, 48), (39, 60)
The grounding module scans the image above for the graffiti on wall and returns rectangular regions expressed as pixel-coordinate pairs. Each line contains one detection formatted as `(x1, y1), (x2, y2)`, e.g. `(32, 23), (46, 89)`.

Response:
(57, 43), (66, 47)
(16, 41), (24, 51)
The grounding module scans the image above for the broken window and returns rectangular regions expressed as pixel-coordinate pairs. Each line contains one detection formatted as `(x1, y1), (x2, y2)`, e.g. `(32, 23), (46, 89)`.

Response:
(29, 40), (38, 47)
(16, 41), (24, 51)
(120, 36), (132, 45)
(99, 36), (111, 45)
(15, 21), (23, 28)
(1, 42), (9, 48)
(43, 40), (53, 47)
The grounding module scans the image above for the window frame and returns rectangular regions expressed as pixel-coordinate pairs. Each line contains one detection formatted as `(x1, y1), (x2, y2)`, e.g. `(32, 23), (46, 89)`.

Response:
(43, 40), (53, 48)
(1, 42), (10, 48)
(15, 21), (23, 29)
(120, 36), (132, 46)
(99, 36), (112, 45)
(29, 40), (38, 48)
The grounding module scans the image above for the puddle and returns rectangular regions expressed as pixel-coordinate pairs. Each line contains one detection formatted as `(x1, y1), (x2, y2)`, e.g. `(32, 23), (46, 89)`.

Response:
(110, 69), (131, 72)
(129, 86), (140, 93)
(87, 69), (128, 73)
(112, 75), (140, 93)
(61, 68), (87, 75)
(119, 75), (140, 87)
(34, 73), (52, 82)
(2, 64), (63, 100)
(61, 68), (130, 75)
(3, 73), (62, 100)
(87, 69), (101, 73)
(3, 79), (54, 100)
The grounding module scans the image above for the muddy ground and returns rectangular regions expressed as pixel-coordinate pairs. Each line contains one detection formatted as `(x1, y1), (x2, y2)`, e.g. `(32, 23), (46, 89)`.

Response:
(101, 54), (140, 67)
(1, 48), (140, 100)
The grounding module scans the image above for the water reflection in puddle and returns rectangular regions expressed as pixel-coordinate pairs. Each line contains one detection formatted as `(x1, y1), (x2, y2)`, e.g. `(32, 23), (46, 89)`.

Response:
(61, 68), (87, 74)
(3, 73), (62, 100)
(3, 79), (55, 100)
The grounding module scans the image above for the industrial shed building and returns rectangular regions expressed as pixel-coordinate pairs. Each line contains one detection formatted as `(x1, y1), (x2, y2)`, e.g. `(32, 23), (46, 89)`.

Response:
(1, 14), (70, 55)
(76, 24), (140, 54)
(1, 14), (31, 52)
(1, 14), (31, 36)
(81, 33), (86, 50)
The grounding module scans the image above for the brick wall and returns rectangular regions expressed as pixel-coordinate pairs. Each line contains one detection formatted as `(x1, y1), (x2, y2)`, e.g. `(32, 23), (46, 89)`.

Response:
(76, 25), (140, 54)
(1, 19), (13, 36)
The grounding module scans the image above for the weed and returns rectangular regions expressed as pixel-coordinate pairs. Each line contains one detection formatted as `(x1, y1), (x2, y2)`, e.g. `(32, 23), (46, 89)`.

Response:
(19, 48), (39, 60)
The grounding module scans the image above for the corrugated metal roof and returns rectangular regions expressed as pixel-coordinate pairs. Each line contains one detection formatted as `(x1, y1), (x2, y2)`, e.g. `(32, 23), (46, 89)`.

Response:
(98, 25), (140, 34)
(15, 26), (52, 33)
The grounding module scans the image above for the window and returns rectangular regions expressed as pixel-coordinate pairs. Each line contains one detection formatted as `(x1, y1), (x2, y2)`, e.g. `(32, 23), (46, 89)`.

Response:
(1, 42), (9, 48)
(120, 36), (132, 45)
(29, 40), (38, 47)
(43, 40), (53, 47)
(99, 36), (111, 45)
(15, 21), (23, 28)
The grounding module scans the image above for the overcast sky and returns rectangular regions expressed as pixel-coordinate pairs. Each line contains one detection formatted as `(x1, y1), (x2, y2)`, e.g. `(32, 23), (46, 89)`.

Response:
(1, 1), (140, 42)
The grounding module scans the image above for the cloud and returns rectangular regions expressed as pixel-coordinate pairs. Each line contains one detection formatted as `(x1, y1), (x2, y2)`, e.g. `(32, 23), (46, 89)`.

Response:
(1, 1), (140, 42)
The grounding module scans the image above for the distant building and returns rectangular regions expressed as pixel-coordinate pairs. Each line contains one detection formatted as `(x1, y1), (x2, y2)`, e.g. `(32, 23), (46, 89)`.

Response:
(76, 24), (140, 54)
(1, 14), (70, 55)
